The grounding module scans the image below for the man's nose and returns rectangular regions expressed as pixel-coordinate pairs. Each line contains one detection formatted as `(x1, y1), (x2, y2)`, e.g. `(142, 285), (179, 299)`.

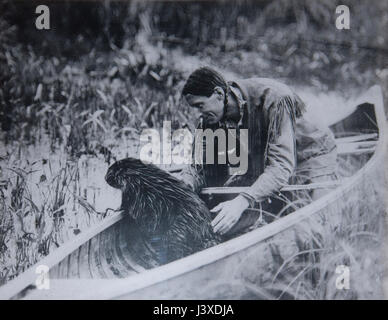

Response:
(201, 104), (211, 112)
(192, 108), (202, 119)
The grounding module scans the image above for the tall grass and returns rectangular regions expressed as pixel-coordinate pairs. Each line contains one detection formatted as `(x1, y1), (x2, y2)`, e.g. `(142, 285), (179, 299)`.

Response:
(0, 145), (110, 284)
(1, 32), (193, 151)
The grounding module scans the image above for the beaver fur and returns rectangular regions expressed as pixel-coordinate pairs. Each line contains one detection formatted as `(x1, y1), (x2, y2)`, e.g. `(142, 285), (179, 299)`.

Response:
(105, 158), (220, 265)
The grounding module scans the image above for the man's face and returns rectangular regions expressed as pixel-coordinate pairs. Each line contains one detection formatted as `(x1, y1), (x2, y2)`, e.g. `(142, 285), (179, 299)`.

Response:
(184, 88), (225, 125)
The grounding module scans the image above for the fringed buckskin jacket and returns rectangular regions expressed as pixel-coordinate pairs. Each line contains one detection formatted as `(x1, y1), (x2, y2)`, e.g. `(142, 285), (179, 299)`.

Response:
(181, 78), (337, 206)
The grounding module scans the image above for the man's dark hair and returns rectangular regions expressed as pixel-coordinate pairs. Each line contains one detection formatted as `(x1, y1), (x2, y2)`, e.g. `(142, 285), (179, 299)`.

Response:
(182, 67), (228, 104)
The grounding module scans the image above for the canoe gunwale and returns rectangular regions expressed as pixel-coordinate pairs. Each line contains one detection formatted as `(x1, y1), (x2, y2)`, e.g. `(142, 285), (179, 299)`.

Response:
(0, 86), (386, 300)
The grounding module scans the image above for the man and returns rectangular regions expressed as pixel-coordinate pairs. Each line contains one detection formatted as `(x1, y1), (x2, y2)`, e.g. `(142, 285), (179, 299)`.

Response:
(180, 67), (337, 237)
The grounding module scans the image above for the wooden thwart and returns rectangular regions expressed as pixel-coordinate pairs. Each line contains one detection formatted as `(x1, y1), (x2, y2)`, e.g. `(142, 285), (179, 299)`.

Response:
(337, 140), (377, 155)
(335, 133), (378, 144)
(201, 180), (344, 195)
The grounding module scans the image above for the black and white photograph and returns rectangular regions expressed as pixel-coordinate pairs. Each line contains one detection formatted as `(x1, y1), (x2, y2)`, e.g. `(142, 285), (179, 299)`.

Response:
(0, 0), (387, 301)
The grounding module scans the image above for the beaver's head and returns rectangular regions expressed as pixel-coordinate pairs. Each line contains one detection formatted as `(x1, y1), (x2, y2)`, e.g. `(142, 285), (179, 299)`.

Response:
(105, 157), (182, 219)
(105, 158), (152, 190)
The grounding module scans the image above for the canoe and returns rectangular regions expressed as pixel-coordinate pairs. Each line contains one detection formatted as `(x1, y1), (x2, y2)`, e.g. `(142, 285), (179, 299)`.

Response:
(0, 85), (386, 300)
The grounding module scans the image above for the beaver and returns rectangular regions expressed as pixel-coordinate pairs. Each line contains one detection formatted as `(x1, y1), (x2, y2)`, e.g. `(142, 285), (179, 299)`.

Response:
(105, 158), (220, 265)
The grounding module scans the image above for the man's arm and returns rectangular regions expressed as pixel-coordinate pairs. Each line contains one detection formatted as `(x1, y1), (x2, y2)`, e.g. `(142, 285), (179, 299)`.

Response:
(240, 107), (296, 206)
(172, 118), (207, 193)
(211, 105), (296, 235)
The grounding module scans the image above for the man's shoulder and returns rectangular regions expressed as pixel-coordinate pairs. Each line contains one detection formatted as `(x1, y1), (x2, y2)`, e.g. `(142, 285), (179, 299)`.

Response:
(234, 78), (306, 118)
(235, 77), (295, 99)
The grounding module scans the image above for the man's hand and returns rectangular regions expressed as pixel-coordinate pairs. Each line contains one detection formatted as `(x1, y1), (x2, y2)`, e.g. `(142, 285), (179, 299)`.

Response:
(210, 195), (250, 235)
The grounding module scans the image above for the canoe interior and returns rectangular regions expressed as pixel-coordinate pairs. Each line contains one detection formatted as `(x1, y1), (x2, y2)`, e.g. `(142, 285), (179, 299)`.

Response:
(331, 103), (378, 177)
(330, 103), (377, 137)
(48, 216), (163, 279)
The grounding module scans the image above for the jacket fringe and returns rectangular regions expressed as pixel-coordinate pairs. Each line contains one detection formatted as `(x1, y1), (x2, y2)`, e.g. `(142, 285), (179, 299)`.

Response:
(264, 95), (304, 166)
